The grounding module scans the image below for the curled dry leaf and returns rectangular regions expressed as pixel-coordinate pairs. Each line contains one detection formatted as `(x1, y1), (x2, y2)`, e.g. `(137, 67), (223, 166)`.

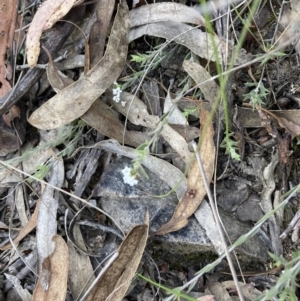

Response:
(43, 46), (74, 93)
(86, 212), (149, 301)
(32, 235), (69, 301)
(154, 105), (215, 235)
(26, 0), (65, 68)
(129, 21), (231, 64)
(182, 60), (220, 102)
(28, 0), (130, 129)
(130, 3), (205, 28)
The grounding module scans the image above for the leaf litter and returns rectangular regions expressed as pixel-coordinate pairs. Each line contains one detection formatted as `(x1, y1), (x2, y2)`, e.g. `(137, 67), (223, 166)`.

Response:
(28, 0), (130, 129)
(2, 1), (300, 300)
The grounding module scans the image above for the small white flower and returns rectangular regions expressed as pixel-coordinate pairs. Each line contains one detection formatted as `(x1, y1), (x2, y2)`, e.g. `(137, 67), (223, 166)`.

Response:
(112, 82), (122, 103)
(113, 95), (120, 103)
(112, 88), (119, 95)
(121, 101), (126, 107)
(121, 166), (138, 186)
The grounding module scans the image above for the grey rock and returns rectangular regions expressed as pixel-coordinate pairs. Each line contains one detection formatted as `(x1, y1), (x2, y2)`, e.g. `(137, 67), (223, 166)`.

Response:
(219, 209), (268, 261)
(216, 179), (250, 212)
(236, 195), (264, 222)
(93, 157), (268, 263)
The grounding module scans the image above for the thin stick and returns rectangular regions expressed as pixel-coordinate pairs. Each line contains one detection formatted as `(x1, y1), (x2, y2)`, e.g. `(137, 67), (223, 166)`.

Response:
(192, 141), (245, 301)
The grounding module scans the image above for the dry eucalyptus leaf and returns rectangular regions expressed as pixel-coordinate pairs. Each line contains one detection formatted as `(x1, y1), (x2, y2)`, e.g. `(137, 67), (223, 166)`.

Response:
(183, 60), (220, 102)
(82, 99), (149, 147)
(26, 0), (83, 67)
(0, 0), (16, 97)
(129, 21), (231, 64)
(32, 235), (69, 301)
(107, 89), (160, 128)
(107, 90), (193, 164)
(86, 212), (149, 301)
(93, 139), (187, 200)
(154, 105), (215, 235)
(28, 0), (130, 129)
(44, 46), (74, 93)
(36, 156), (64, 270)
(43, 0), (79, 30)
(160, 124), (193, 163)
(130, 2), (205, 28)
(68, 225), (95, 300)
(26, 0), (65, 68)
(89, 0), (115, 66)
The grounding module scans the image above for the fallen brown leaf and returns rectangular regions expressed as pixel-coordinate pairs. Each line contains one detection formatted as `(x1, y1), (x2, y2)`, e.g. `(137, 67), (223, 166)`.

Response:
(86, 212), (149, 301)
(32, 235), (69, 301)
(26, 0), (82, 68)
(89, 0), (115, 67)
(28, 0), (130, 129)
(0, 0), (17, 97)
(26, 0), (65, 68)
(43, 46), (74, 93)
(43, 0), (79, 31)
(68, 225), (95, 300)
(154, 105), (215, 235)
(82, 99), (149, 147)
